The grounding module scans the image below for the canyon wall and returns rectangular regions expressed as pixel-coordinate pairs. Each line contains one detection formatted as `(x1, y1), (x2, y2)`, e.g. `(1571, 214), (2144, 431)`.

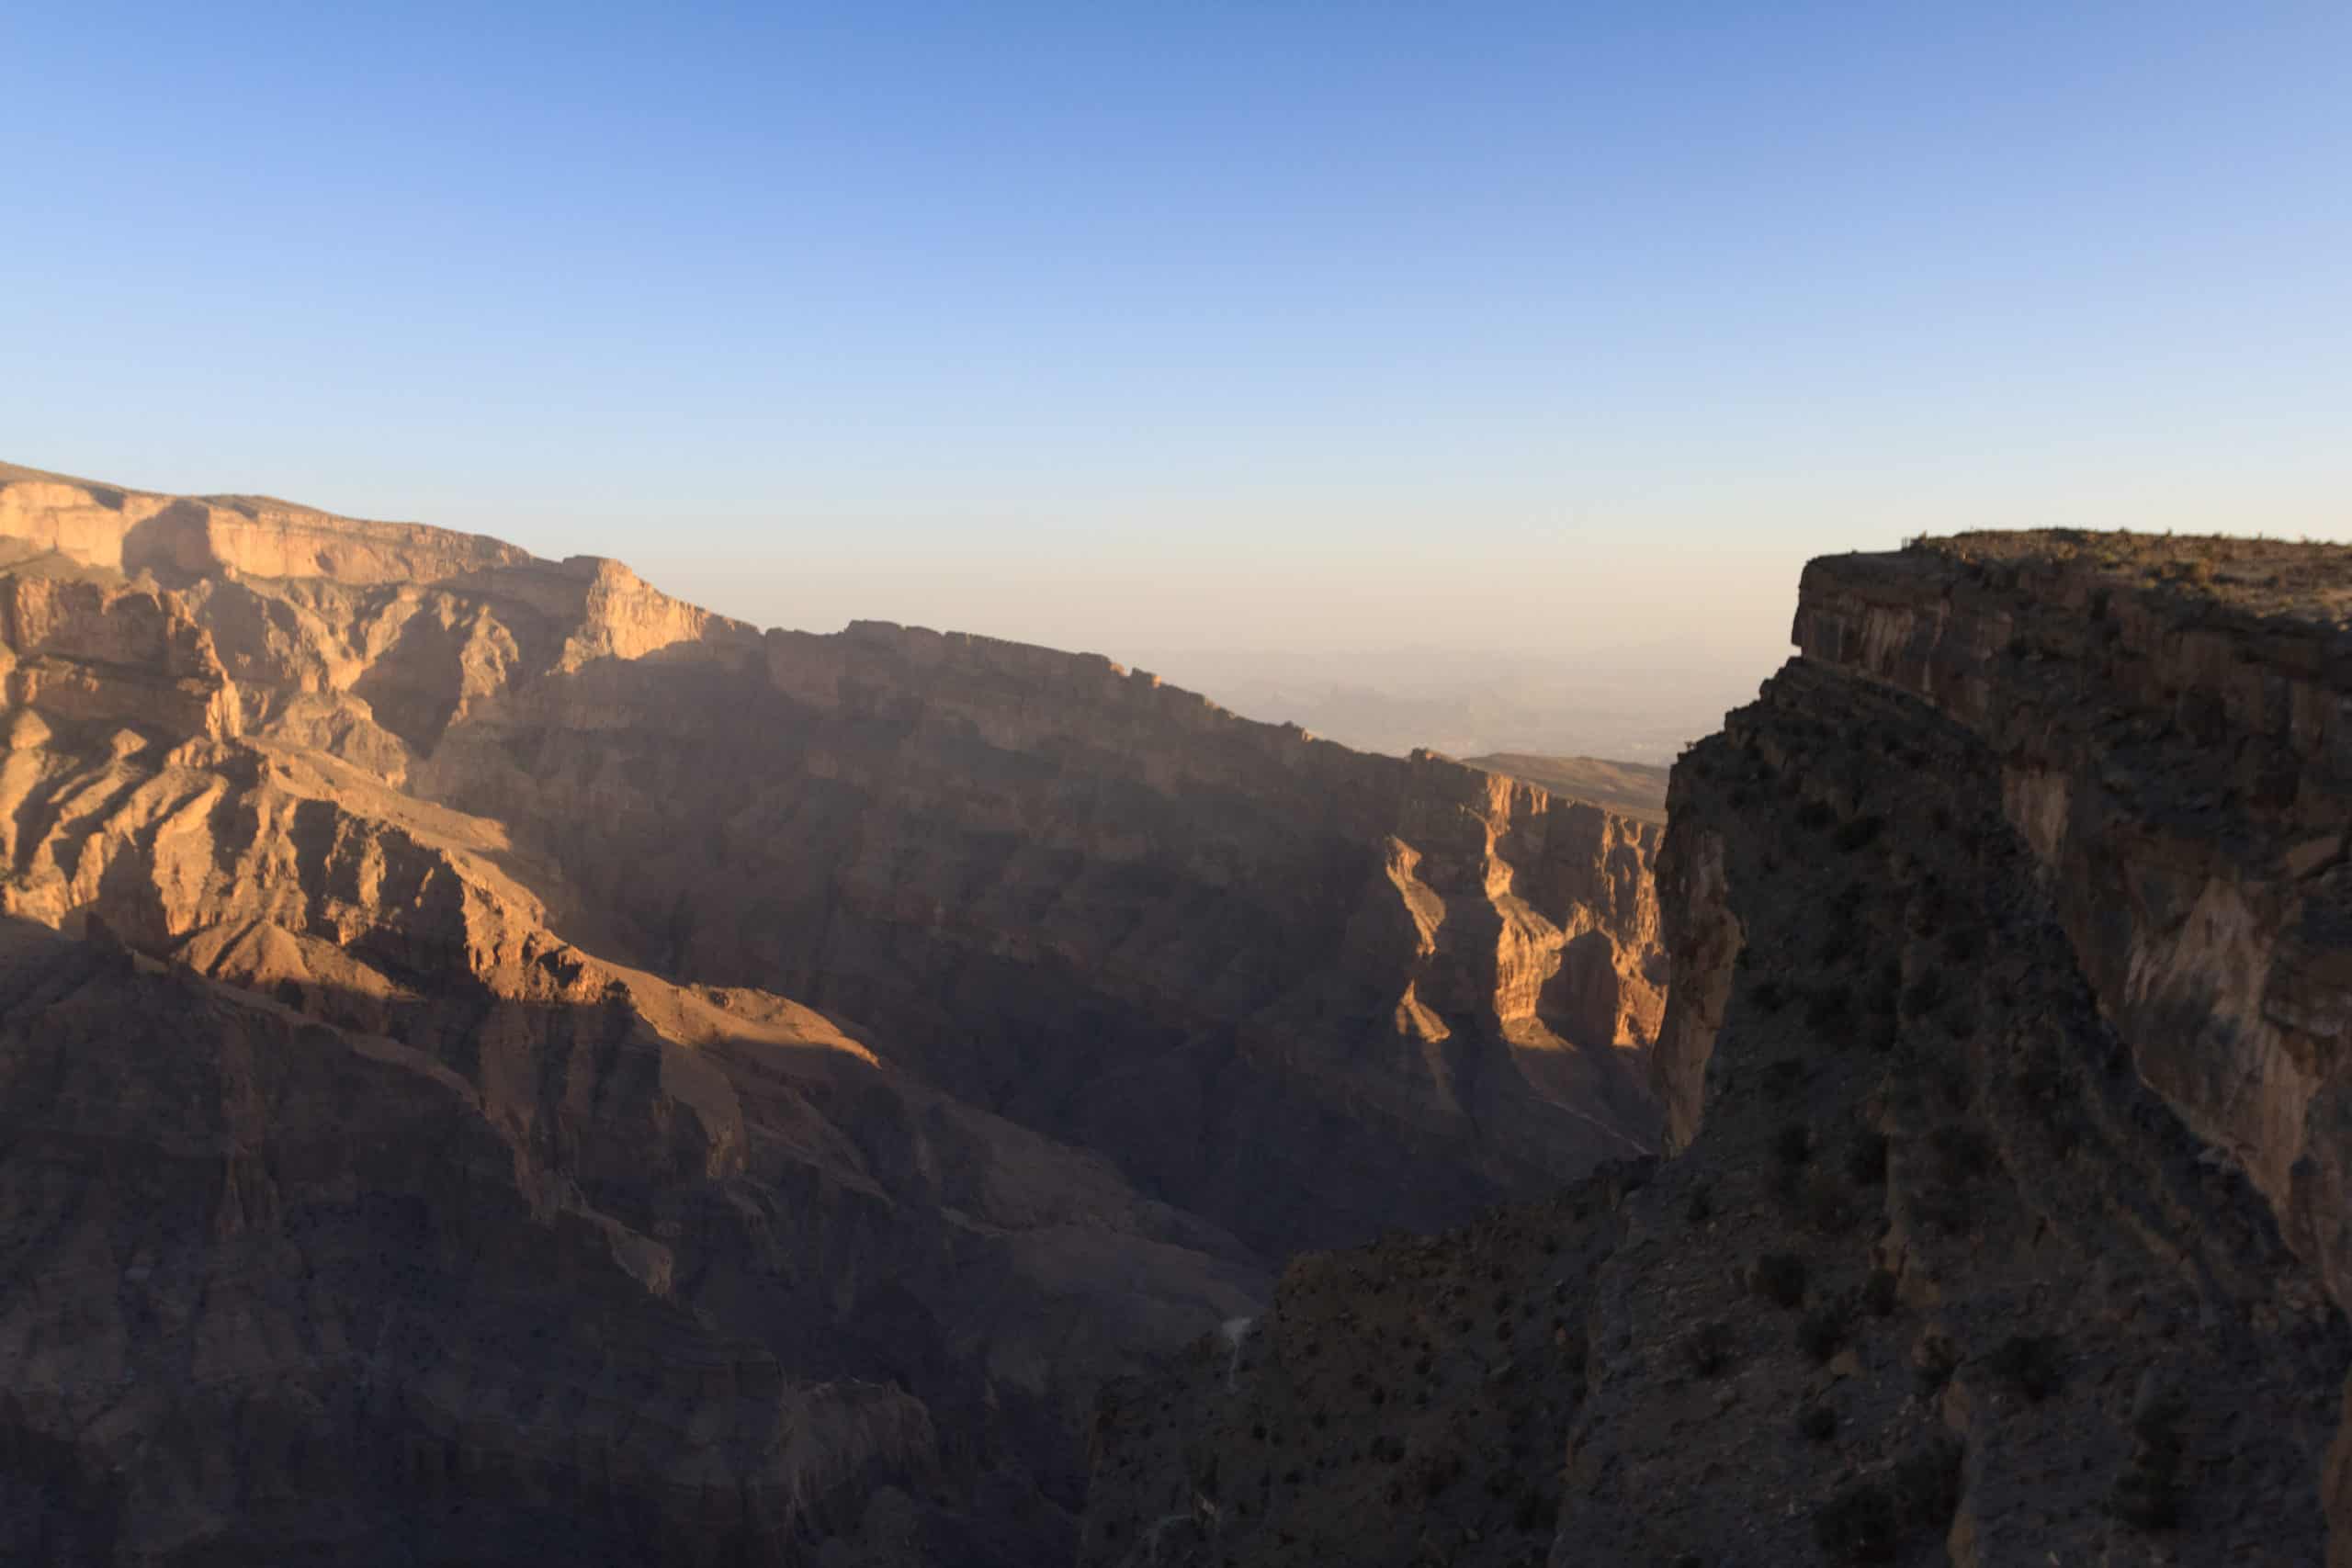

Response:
(1087, 533), (2352, 1567)
(12, 466), (2350, 1562)
(0, 569), (1266, 1563)
(1792, 534), (2352, 1317)
(0, 460), (528, 585)
(415, 615), (1666, 1252)
(0, 465), (1668, 1258)
(0, 461), (1670, 1563)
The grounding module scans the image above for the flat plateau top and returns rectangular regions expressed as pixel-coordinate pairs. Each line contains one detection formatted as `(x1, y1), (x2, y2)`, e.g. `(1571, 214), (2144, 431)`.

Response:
(1913, 528), (2352, 628)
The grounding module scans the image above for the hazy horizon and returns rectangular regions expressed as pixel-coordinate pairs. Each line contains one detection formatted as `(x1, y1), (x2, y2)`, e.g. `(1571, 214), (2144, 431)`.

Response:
(6, 2), (2346, 716)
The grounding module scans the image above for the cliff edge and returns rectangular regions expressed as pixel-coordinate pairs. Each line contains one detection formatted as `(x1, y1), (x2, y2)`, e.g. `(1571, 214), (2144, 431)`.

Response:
(1085, 531), (2352, 1567)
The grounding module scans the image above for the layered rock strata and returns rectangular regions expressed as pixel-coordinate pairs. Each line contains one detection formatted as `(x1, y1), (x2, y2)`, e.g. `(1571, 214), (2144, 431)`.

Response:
(0, 461), (1673, 1563)
(0, 629), (1266, 1564)
(1794, 533), (2352, 1314)
(0, 465), (1669, 1260)
(1089, 534), (2352, 1566)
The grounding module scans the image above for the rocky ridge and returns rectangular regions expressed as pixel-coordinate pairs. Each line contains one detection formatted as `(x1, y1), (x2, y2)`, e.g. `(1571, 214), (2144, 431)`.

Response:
(1793, 532), (2352, 1314)
(0, 462), (1669, 1563)
(1463, 753), (1669, 826)
(1086, 532), (2352, 1567)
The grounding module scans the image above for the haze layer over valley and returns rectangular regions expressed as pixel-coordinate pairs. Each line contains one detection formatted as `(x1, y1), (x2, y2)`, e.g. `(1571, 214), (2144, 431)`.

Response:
(1102, 648), (1754, 767)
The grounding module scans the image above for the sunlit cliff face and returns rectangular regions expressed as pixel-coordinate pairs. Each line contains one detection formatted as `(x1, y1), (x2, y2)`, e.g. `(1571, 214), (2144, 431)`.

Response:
(0, 460), (1675, 1566)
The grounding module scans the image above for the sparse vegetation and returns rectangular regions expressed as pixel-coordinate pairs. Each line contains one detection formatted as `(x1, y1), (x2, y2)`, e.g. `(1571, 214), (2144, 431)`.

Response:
(1987, 1333), (2064, 1403)
(1832, 814), (1884, 852)
(1891, 1436), (1964, 1530)
(1805, 985), (1854, 1038)
(1914, 1336), (1958, 1397)
(1796, 1303), (1849, 1363)
(1908, 1180), (1976, 1236)
(1901, 972), (1946, 1018)
(1804, 1170), (1860, 1235)
(1845, 1129), (1888, 1186)
(2112, 1392), (2188, 1529)
(1686, 1320), (1736, 1377)
(1814, 1480), (1898, 1562)
(1767, 1121), (1813, 1201)
(1755, 1252), (1807, 1308)
(1928, 1054), (1974, 1111)
(1928, 1123), (1996, 1183)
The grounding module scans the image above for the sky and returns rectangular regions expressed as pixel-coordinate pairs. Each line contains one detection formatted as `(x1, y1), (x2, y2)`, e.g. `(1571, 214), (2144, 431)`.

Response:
(4, 1), (2346, 701)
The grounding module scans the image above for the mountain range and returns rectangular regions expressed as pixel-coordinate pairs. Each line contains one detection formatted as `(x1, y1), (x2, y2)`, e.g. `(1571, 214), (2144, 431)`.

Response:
(5, 461), (2350, 1564)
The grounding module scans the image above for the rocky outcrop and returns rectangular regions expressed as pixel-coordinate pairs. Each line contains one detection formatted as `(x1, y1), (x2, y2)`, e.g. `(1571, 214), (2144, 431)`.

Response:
(0, 461), (527, 585)
(1793, 534), (2352, 1318)
(0, 569), (238, 739)
(1087, 533), (2352, 1567)
(1555, 658), (2344, 1565)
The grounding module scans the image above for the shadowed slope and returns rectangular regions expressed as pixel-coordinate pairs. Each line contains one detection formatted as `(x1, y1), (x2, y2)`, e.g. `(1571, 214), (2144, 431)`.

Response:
(0, 463), (1671, 1255)
(0, 460), (1678, 1564)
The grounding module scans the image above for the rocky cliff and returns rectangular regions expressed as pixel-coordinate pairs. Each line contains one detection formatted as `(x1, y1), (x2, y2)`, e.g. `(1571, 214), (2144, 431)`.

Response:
(0, 460), (528, 586)
(1085, 533), (2352, 1566)
(0, 461), (1669, 1563)
(0, 465), (1668, 1257)
(1792, 533), (2352, 1315)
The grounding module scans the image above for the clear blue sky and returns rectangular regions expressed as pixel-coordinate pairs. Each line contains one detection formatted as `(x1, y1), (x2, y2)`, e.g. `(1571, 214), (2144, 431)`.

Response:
(4, 2), (2345, 680)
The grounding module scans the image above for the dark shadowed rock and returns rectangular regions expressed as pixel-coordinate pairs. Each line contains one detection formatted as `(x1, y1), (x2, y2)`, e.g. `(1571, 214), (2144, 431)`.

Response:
(1086, 531), (2352, 1568)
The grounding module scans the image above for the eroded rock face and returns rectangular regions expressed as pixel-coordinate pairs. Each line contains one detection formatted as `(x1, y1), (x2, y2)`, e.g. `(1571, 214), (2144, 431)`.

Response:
(1088, 536), (2352, 1568)
(0, 679), (1267, 1564)
(0, 569), (238, 739)
(0, 466), (1667, 1256)
(426, 617), (1665, 1251)
(0, 460), (528, 585)
(0, 920), (944, 1567)
(0, 461), (1671, 1562)
(1794, 535), (2352, 1316)
(1559, 660), (2343, 1565)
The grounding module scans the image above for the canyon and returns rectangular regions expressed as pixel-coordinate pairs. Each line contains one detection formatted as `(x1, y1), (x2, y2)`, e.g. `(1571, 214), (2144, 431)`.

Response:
(6, 459), (2350, 1565)
(0, 461), (1664, 1565)
(1089, 531), (2352, 1565)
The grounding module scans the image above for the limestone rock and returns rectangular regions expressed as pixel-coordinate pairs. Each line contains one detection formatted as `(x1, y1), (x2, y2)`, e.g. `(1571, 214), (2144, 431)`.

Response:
(1795, 533), (2352, 1315)
(1089, 531), (2352, 1567)
(0, 458), (1671, 1563)
(0, 463), (1668, 1257)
